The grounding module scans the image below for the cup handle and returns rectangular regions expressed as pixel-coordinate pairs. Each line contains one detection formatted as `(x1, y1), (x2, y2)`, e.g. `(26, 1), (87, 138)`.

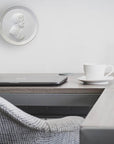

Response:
(105, 65), (114, 78)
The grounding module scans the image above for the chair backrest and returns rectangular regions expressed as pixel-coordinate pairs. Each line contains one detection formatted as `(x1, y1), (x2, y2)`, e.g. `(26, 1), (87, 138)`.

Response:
(0, 97), (84, 144)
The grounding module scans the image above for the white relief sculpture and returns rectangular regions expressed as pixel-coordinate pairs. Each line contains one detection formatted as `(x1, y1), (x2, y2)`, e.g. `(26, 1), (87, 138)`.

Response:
(0, 6), (38, 45)
(9, 13), (25, 41)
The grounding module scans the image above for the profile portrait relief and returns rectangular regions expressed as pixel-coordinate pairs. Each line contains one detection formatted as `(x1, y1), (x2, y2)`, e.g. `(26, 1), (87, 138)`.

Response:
(0, 6), (38, 45)
(9, 13), (25, 41)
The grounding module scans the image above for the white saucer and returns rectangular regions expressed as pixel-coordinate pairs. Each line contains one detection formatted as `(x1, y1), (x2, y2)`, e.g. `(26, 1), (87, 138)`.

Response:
(78, 76), (114, 85)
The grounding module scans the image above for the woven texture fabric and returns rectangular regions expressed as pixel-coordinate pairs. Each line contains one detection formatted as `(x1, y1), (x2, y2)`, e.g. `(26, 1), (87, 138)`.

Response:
(0, 97), (84, 144)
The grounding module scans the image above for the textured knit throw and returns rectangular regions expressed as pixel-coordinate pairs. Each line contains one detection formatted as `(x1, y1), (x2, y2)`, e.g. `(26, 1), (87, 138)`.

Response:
(0, 97), (84, 144)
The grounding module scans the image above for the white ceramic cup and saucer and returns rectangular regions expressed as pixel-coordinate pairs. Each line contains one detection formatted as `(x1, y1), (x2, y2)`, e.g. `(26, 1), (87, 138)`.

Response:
(78, 64), (114, 84)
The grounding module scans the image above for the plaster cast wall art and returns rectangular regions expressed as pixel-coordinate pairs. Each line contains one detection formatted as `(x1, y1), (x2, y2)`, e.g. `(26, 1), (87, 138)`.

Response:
(0, 6), (38, 45)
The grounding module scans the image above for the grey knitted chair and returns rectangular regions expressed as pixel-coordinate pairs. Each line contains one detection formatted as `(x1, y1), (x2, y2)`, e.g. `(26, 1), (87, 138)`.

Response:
(0, 97), (84, 144)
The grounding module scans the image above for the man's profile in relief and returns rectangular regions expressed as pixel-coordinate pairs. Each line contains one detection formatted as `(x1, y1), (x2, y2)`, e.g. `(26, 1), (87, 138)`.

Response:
(9, 13), (25, 41)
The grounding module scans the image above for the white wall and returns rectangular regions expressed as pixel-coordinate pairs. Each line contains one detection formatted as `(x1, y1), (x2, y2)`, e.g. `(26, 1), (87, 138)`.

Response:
(0, 0), (114, 73)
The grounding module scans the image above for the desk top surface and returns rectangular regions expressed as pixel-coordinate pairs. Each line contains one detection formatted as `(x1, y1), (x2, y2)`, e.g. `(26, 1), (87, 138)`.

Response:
(0, 73), (106, 94)
(0, 73), (114, 128)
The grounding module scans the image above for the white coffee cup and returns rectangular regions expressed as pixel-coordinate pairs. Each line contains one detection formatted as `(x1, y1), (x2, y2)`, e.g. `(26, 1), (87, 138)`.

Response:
(83, 64), (114, 80)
